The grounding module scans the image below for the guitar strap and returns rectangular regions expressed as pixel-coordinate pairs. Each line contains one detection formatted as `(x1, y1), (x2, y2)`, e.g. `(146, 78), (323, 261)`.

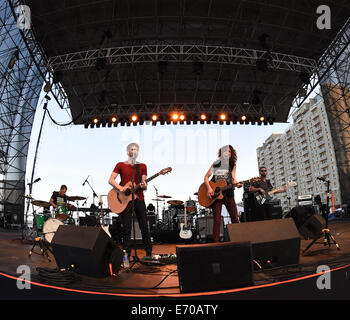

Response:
(136, 163), (142, 182)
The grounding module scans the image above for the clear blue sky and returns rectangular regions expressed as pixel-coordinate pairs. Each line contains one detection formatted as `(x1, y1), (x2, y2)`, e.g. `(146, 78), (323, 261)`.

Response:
(25, 93), (292, 220)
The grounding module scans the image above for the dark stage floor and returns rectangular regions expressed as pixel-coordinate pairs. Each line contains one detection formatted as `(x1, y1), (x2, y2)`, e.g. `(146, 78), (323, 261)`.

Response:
(1, 218), (350, 300)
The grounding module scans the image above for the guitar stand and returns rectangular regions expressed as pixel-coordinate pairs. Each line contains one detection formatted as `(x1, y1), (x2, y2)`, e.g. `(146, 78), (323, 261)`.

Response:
(29, 236), (53, 262)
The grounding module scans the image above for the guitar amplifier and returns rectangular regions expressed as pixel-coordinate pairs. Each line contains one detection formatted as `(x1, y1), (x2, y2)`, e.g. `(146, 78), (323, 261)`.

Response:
(196, 216), (224, 241)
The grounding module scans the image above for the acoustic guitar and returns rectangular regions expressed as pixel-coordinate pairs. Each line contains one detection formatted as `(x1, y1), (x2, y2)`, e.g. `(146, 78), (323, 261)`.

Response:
(197, 177), (259, 208)
(108, 167), (172, 214)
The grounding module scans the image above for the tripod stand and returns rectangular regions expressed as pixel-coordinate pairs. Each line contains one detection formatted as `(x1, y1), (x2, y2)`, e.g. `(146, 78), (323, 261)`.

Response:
(303, 178), (340, 255)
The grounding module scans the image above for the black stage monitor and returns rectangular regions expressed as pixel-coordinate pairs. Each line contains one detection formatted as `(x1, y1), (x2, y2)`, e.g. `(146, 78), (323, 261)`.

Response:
(176, 241), (254, 293)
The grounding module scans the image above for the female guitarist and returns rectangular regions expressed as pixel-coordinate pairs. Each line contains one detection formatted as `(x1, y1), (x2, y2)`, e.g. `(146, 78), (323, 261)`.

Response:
(204, 145), (242, 243)
(108, 142), (152, 258)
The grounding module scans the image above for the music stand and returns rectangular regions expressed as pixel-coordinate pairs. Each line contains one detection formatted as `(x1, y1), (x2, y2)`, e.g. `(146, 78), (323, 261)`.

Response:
(303, 178), (340, 255)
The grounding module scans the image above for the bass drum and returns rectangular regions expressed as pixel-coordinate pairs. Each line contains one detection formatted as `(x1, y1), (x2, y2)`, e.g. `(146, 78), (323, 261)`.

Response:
(43, 218), (63, 243)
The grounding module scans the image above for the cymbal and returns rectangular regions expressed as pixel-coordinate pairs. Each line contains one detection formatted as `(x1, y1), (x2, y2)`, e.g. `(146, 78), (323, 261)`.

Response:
(32, 200), (50, 208)
(167, 200), (184, 206)
(67, 196), (86, 201)
(157, 195), (172, 199)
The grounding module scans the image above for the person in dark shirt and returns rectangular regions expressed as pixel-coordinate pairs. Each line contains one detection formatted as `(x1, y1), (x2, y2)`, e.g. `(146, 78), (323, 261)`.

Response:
(49, 185), (69, 221)
(108, 143), (152, 258)
(249, 166), (286, 220)
(204, 145), (242, 242)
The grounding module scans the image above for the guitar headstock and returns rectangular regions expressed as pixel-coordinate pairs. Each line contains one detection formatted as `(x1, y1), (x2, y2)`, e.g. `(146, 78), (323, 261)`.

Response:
(160, 167), (172, 175)
(286, 180), (297, 187)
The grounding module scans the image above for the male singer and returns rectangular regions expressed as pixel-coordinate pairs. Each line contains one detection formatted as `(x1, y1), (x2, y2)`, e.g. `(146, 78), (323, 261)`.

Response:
(108, 143), (152, 258)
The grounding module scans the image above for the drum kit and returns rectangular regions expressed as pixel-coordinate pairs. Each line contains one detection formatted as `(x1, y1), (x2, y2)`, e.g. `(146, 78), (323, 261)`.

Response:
(26, 195), (87, 244)
(152, 192), (212, 232)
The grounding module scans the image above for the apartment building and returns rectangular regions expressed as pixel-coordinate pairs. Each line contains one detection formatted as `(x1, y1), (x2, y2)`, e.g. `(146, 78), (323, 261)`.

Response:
(257, 95), (341, 210)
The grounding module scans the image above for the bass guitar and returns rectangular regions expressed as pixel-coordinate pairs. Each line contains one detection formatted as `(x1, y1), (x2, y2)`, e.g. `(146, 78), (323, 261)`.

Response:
(255, 181), (296, 205)
(108, 167), (172, 214)
(198, 177), (259, 208)
(179, 202), (192, 240)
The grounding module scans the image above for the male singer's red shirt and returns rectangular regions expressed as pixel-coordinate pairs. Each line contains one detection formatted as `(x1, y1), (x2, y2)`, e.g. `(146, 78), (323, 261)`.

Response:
(113, 162), (147, 200)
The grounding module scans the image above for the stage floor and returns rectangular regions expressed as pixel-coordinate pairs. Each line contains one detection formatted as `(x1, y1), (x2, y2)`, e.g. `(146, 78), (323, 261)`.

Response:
(1, 218), (350, 300)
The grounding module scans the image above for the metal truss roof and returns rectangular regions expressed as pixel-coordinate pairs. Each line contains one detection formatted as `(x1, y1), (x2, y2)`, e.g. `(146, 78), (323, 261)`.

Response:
(25, 0), (350, 125)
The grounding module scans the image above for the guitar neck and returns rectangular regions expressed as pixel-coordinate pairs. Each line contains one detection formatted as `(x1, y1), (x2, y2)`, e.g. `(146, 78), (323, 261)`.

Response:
(146, 172), (161, 183)
(133, 172), (162, 192)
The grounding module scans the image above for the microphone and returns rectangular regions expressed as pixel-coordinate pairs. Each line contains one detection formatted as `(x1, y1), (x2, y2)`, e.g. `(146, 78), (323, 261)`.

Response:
(33, 178), (41, 183)
(317, 177), (326, 182)
(82, 175), (90, 186)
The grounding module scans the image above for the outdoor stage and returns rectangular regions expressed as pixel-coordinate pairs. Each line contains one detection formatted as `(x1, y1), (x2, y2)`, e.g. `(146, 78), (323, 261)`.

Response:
(0, 218), (350, 301)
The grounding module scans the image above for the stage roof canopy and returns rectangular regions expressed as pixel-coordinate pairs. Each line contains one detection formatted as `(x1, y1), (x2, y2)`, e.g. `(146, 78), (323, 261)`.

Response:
(26, 0), (350, 125)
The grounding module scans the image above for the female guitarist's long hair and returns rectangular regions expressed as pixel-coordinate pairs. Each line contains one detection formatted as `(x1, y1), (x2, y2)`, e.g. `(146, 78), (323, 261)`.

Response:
(217, 145), (237, 171)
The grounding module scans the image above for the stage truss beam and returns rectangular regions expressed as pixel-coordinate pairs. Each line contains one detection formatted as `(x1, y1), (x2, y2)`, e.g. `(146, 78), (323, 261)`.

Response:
(47, 44), (318, 75)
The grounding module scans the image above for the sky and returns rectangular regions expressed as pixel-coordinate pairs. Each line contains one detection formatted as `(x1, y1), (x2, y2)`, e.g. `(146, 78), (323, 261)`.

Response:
(25, 93), (293, 222)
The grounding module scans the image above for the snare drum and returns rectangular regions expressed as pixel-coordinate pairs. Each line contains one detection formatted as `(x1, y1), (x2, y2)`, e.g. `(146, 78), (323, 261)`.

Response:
(55, 205), (68, 222)
(43, 218), (63, 243)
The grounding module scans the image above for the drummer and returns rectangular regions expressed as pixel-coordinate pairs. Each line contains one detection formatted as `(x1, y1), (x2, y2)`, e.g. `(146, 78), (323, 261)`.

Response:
(49, 185), (73, 221)
(49, 185), (68, 209)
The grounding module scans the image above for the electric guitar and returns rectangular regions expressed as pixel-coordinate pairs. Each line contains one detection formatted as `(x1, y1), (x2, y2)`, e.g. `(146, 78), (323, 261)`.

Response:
(108, 167), (172, 214)
(179, 202), (192, 240)
(255, 181), (296, 205)
(198, 177), (259, 208)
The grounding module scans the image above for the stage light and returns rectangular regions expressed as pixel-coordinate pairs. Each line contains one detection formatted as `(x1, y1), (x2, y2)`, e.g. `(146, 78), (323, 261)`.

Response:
(151, 114), (158, 121)
(241, 115), (247, 121)
(179, 114), (185, 121)
(219, 113), (227, 121)
(131, 114), (138, 122)
(111, 116), (117, 123)
(200, 114), (207, 121)
(259, 116), (265, 122)
(171, 113), (179, 121)
(92, 118), (99, 124)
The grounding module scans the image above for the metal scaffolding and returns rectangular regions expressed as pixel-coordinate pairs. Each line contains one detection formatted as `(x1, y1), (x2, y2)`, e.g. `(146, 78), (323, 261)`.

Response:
(318, 18), (350, 205)
(0, 0), (66, 227)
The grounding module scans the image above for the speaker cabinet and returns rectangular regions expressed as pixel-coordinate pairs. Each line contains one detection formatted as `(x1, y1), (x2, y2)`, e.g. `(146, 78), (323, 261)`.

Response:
(299, 214), (326, 239)
(289, 206), (316, 228)
(196, 216), (224, 240)
(176, 241), (254, 293)
(131, 217), (151, 241)
(226, 218), (300, 267)
(51, 225), (123, 277)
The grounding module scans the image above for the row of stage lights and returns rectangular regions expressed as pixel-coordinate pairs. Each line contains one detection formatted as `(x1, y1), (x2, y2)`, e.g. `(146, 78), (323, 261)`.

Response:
(85, 112), (275, 128)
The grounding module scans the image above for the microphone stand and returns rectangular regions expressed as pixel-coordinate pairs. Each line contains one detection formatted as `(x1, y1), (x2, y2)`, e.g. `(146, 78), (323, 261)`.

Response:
(303, 178), (340, 255)
(129, 162), (140, 268)
(154, 185), (159, 221)
(84, 179), (98, 206)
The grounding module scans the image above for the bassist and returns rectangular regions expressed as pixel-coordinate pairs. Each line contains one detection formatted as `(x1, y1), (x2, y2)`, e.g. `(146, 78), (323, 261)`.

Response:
(249, 166), (286, 220)
(108, 142), (152, 258)
(204, 145), (242, 242)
